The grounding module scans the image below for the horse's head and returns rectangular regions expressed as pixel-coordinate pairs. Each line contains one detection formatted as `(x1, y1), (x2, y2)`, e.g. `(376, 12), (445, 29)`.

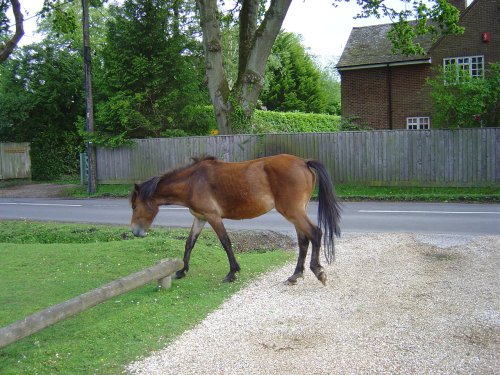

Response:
(130, 182), (159, 237)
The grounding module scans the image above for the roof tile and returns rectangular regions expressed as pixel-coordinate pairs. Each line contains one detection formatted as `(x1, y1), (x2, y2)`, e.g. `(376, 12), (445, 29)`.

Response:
(337, 23), (433, 68)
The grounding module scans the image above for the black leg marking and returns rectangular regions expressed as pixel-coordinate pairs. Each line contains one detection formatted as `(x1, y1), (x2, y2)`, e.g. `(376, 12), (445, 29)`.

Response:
(208, 217), (240, 283)
(287, 230), (309, 285)
(175, 218), (206, 279)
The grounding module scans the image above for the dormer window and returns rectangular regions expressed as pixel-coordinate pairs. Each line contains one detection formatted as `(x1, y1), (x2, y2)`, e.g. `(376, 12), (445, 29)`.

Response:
(443, 56), (484, 83)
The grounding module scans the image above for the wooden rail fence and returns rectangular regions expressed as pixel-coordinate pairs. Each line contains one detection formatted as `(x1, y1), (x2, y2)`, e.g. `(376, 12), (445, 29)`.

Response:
(95, 129), (500, 187)
(0, 258), (183, 349)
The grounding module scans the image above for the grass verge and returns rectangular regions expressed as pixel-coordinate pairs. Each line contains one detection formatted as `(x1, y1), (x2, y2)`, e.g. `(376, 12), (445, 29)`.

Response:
(62, 183), (500, 202)
(0, 221), (294, 374)
(334, 185), (500, 202)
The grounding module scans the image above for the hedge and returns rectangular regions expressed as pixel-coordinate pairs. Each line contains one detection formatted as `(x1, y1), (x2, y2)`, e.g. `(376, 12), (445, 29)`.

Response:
(182, 106), (341, 135)
(251, 110), (341, 133)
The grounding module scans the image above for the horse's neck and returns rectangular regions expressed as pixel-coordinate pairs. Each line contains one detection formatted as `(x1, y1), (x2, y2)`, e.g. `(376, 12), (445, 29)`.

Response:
(155, 173), (190, 205)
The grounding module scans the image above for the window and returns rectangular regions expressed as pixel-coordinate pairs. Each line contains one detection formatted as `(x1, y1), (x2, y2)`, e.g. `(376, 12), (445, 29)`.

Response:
(443, 56), (484, 83)
(407, 117), (430, 130)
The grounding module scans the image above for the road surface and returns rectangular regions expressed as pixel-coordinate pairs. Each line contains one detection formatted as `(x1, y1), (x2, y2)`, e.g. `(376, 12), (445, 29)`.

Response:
(0, 198), (498, 236)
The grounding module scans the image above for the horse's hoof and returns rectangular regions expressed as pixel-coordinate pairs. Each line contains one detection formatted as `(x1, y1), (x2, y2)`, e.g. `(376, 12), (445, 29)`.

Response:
(174, 271), (186, 280)
(317, 272), (327, 286)
(285, 273), (303, 285)
(223, 273), (237, 283)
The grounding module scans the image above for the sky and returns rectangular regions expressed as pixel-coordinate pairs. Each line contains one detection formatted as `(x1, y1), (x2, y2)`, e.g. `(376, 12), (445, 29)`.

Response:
(10, 0), (456, 64)
(282, 0), (398, 63)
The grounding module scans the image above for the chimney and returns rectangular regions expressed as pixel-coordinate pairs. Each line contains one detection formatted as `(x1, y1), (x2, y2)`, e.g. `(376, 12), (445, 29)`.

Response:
(449, 0), (468, 13)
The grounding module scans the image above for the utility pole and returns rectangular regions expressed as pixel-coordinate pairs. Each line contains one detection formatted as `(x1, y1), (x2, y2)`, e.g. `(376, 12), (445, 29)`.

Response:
(82, 0), (97, 194)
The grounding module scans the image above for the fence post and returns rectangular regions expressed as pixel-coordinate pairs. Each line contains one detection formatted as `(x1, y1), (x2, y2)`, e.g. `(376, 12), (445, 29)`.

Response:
(80, 152), (88, 185)
(157, 259), (174, 290)
(0, 258), (183, 349)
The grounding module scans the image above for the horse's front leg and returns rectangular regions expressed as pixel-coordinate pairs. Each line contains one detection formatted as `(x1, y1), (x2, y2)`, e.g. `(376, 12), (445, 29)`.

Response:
(207, 216), (240, 282)
(175, 217), (206, 279)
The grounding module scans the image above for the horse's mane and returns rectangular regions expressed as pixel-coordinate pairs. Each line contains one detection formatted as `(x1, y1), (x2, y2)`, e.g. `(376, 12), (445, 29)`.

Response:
(131, 155), (217, 204)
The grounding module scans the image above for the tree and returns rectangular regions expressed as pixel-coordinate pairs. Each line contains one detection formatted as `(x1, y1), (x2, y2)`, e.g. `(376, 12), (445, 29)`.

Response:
(93, 0), (208, 142)
(318, 60), (341, 115)
(0, 0), (24, 62)
(197, 0), (290, 134)
(0, 0), (90, 63)
(0, 1), (108, 179)
(197, 0), (463, 134)
(0, 41), (85, 179)
(261, 32), (327, 113)
(427, 63), (500, 128)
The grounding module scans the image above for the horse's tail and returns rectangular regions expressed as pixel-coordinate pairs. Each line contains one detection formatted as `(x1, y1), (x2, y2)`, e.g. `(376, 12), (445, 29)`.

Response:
(307, 160), (342, 264)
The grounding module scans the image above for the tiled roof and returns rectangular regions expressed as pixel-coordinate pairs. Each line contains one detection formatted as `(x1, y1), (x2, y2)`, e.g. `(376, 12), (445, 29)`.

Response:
(336, 23), (434, 69)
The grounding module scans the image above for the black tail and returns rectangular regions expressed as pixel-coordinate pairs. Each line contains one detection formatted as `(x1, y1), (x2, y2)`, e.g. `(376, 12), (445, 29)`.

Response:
(307, 160), (342, 264)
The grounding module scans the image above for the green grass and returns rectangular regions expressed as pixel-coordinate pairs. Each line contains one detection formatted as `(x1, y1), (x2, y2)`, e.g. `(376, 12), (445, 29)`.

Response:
(64, 184), (133, 198)
(61, 183), (500, 202)
(334, 185), (500, 202)
(0, 221), (294, 374)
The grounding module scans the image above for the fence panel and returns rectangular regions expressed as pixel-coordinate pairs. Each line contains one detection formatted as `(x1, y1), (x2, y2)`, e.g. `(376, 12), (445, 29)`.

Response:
(95, 129), (500, 187)
(0, 142), (31, 180)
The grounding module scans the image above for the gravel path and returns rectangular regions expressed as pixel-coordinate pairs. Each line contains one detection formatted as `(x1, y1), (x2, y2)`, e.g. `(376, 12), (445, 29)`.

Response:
(127, 232), (499, 375)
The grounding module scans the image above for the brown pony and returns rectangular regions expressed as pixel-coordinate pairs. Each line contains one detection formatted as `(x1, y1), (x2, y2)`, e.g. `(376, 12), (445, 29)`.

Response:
(130, 154), (341, 285)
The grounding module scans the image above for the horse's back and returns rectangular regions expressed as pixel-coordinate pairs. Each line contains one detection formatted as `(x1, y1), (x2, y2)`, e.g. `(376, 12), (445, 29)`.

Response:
(190, 154), (314, 220)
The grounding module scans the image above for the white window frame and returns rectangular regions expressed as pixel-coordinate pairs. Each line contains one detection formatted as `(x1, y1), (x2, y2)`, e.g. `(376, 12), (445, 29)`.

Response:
(406, 117), (430, 130)
(443, 55), (484, 83)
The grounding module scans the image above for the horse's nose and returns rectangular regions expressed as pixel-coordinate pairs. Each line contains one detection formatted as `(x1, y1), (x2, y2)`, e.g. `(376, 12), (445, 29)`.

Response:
(131, 225), (147, 238)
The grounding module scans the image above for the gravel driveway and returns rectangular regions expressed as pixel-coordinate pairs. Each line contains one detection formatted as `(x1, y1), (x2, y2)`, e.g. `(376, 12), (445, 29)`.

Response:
(127, 232), (499, 374)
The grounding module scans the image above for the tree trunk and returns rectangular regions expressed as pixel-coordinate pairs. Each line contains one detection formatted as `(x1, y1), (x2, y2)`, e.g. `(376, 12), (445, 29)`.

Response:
(238, 0), (258, 81)
(196, 0), (232, 134)
(237, 0), (292, 117)
(0, 0), (24, 63)
(197, 0), (292, 134)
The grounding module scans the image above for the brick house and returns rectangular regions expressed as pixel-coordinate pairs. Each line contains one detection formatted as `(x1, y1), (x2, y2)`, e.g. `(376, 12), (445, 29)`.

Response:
(336, 0), (499, 130)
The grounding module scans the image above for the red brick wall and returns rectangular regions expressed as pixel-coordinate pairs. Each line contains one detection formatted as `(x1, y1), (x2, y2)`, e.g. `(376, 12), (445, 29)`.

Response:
(340, 68), (389, 130)
(340, 64), (432, 130)
(390, 64), (432, 129)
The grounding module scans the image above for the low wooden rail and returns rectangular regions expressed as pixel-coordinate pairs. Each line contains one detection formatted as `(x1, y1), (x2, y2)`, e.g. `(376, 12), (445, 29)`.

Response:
(0, 258), (183, 349)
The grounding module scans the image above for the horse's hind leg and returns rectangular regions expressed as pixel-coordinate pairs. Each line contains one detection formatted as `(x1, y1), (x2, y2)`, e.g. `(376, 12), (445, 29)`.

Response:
(176, 217), (206, 279)
(309, 225), (326, 285)
(290, 215), (326, 285)
(287, 230), (309, 285)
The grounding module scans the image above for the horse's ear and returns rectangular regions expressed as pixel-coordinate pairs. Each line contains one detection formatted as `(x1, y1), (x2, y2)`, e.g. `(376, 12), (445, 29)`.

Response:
(134, 183), (140, 192)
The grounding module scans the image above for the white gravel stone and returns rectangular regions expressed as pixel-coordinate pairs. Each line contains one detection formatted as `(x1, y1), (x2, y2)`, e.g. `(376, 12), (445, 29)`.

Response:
(126, 233), (500, 375)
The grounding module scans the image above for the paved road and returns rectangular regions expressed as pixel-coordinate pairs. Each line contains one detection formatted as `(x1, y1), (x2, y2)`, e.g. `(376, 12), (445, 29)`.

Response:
(0, 198), (498, 236)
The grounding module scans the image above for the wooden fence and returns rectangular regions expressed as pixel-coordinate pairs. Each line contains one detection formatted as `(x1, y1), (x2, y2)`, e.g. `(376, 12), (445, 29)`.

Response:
(95, 128), (500, 187)
(0, 142), (31, 180)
